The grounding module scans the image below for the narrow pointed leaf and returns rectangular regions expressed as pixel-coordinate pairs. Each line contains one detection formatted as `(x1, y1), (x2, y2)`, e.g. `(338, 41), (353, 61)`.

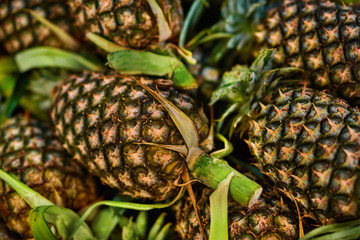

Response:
(15, 47), (101, 72)
(138, 81), (199, 150)
(154, 223), (171, 240)
(86, 32), (128, 52)
(27, 9), (79, 49)
(4, 72), (29, 118)
(147, 213), (166, 240)
(136, 211), (147, 239)
(147, 0), (171, 41)
(0, 168), (53, 207)
(91, 207), (118, 240)
(209, 172), (234, 240)
(70, 187), (185, 239)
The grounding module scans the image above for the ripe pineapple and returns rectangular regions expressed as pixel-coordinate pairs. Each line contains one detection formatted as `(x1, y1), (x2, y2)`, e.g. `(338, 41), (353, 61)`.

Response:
(217, 0), (360, 105)
(50, 71), (209, 201)
(213, 50), (360, 226)
(68, 0), (183, 49)
(0, 0), (183, 54)
(174, 186), (299, 240)
(0, 116), (99, 238)
(0, 0), (73, 54)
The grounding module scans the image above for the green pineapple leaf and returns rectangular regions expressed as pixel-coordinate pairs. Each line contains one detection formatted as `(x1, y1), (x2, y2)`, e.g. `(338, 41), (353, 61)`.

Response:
(301, 218), (360, 240)
(107, 50), (198, 89)
(86, 32), (129, 52)
(69, 186), (186, 239)
(209, 171), (234, 240)
(15, 47), (102, 73)
(147, 213), (166, 240)
(3, 72), (30, 119)
(29, 206), (56, 240)
(91, 207), (119, 240)
(135, 211), (147, 239)
(27, 9), (79, 50)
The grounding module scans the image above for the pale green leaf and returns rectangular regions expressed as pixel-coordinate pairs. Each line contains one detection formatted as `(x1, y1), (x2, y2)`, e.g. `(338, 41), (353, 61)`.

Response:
(29, 206), (57, 240)
(0, 169), (53, 207)
(27, 9), (79, 50)
(91, 207), (118, 240)
(15, 47), (101, 72)
(107, 50), (180, 76)
(135, 211), (147, 239)
(86, 32), (128, 53)
(154, 223), (171, 240)
(209, 171), (234, 240)
(249, 49), (274, 73)
(147, 213), (166, 240)
(147, 0), (171, 41)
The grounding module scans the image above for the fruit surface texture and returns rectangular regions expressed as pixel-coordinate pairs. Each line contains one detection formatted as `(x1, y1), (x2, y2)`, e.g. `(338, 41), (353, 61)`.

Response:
(175, 186), (298, 240)
(257, 0), (360, 104)
(51, 71), (209, 201)
(0, 0), (183, 54)
(0, 116), (98, 238)
(248, 87), (360, 225)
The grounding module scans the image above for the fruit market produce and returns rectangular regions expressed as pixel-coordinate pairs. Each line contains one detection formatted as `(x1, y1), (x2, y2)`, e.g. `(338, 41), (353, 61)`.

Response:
(212, 50), (360, 226)
(0, 116), (99, 238)
(211, 0), (360, 105)
(0, 0), (183, 54)
(175, 185), (299, 240)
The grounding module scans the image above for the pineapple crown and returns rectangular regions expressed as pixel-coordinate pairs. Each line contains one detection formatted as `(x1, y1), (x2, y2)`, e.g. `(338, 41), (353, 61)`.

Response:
(211, 49), (302, 134)
(210, 0), (269, 62)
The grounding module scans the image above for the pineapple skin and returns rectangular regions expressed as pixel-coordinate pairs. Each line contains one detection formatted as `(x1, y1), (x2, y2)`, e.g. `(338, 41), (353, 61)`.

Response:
(247, 87), (360, 225)
(256, 0), (360, 105)
(68, 0), (183, 49)
(50, 71), (209, 201)
(174, 186), (298, 240)
(0, 0), (183, 54)
(0, 116), (99, 238)
(0, 0), (74, 54)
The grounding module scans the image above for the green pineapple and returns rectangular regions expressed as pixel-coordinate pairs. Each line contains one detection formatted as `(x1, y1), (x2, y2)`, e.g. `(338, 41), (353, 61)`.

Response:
(0, 116), (99, 238)
(51, 71), (210, 201)
(213, 0), (360, 105)
(0, 0), (183, 54)
(213, 50), (360, 226)
(174, 185), (299, 240)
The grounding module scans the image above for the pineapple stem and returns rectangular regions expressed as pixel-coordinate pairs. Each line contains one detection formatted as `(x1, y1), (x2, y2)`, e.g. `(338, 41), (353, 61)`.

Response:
(188, 151), (262, 207)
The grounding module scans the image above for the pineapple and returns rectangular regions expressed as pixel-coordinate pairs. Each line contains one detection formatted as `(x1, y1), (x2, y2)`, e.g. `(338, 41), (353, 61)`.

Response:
(50, 71), (210, 201)
(0, 116), (99, 238)
(0, 0), (183, 54)
(0, 0), (73, 54)
(174, 185), (299, 240)
(68, 0), (183, 49)
(215, 0), (360, 105)
(212, 50), (360, 226)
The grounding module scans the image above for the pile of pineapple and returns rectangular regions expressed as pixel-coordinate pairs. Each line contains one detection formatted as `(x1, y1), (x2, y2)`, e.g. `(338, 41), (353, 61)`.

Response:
(1, 0), (360, 239)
